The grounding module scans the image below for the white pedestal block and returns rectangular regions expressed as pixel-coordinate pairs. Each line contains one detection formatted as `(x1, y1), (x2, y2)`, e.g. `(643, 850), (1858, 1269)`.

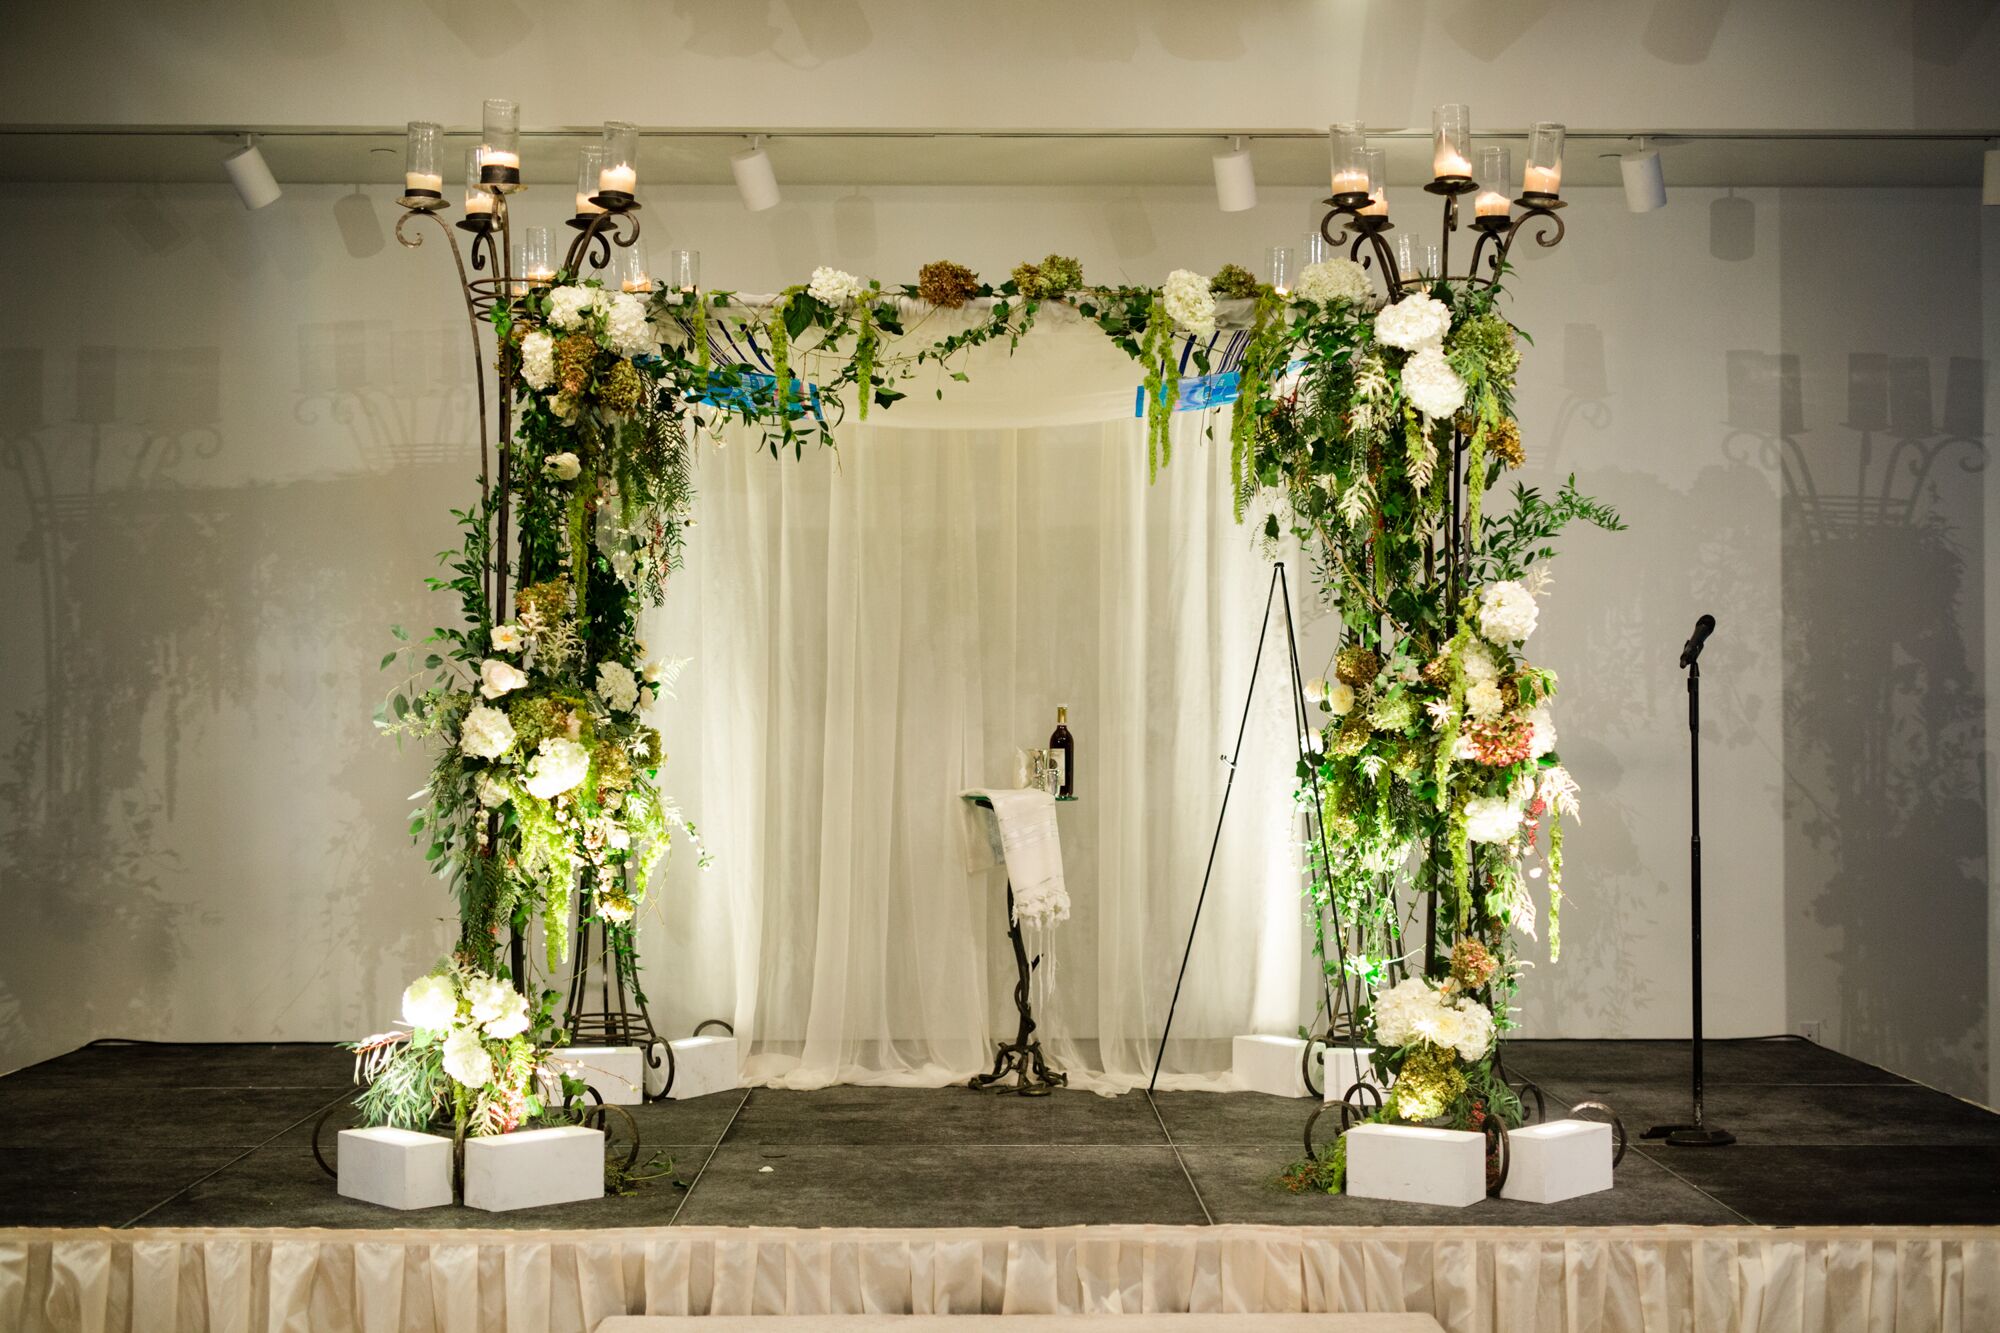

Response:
(549, 1045), (646, 1104)
(1500, 1118), (1614, 1203)
(336, 1127), (453, 1211)
(1343, 1123), (1487, 1208)
(1320, 1045), (1382, 1102)
(462, 1126), (605, 1212)
(1232, 1035), (1319, 1097)
(654, 1035), (739, 1099)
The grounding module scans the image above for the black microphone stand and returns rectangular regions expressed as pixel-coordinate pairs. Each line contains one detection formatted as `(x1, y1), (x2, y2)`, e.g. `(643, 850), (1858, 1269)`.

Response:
(1644, 632), (1735, 1148)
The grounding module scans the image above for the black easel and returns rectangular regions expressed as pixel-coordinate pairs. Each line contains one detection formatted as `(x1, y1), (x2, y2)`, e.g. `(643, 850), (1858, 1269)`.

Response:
(1645, 614), (1734, 1148)
(1147, 561), (1361, 1094)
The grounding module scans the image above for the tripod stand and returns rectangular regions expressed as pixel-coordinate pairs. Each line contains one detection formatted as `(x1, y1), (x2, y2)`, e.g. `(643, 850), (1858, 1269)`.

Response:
(1147, 561), (1363, 1095)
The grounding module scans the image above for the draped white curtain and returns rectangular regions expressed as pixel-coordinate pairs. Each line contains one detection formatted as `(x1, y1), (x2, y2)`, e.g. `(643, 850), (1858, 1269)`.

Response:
(642, 319), (1322, 1090)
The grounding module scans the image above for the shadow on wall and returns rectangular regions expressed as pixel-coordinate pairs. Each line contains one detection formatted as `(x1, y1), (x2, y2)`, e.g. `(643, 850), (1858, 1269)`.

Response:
(1757, 348), (1991, 1099)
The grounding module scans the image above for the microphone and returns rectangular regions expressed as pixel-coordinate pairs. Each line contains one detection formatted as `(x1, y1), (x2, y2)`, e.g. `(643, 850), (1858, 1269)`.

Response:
(1679, 614), (1716, 668)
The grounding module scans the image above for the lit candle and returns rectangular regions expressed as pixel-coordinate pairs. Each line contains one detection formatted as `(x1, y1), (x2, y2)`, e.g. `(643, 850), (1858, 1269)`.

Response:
(576, 191), (604, 216)
(527, 268), (555, 287)
(621, 276), (652, 294)
(1434, 146), (1471, 179)
(1361, 193), (1389, 217)
(465, 189), (494, 215)
(1524, 164), (1561, 195)
(598, 161), (637, 194)
(405, 171), (443, 194)
(481, 148), (521, 171)
(1475, 189), (1509, 217)
(1332, 168), (1370, 196)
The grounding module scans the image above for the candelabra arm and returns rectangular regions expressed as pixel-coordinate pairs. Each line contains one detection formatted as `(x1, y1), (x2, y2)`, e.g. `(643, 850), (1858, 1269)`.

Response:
(396, 207), (491, 514)
(1319, 198), (1403, 299)
(1488, 201), (1567, 286)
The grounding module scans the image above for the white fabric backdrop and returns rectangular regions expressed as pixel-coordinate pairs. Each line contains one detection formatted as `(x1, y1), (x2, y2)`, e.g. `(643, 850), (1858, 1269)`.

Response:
(643, 322), (1322, 1090)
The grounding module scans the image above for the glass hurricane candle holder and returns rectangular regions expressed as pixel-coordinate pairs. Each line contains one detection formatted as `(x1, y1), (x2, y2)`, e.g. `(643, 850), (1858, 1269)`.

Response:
(480, 98), (521, 188)
(1475, 146), (1512, 219)
(1360, 147), (1389, 217)
(1266, 245), (1293, 295)
(668, 248), (700, 293)
(1329, 121), (1370, 201)
(575, 145), (606, 217)
(1524, 122), (1566, 199)
(1301, 230), (1327, 266)
(619, 243), (653, 294)
(518, 225), (554, 294)
(402, 121), (443, 202)
(598, 121), (638, 201)
(463, 146), (495, 220)
(1431, 103), (1473, 181)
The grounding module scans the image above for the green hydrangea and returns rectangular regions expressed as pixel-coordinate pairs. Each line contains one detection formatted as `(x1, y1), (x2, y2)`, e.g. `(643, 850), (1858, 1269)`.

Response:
(1209, 262), (1261, 301)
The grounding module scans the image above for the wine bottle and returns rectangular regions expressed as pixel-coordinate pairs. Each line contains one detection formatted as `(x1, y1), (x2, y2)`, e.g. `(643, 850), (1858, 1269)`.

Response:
(1049, 705), (1075, 799)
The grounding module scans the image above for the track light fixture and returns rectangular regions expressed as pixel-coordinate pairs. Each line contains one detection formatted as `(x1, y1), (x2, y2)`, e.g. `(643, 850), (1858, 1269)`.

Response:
(224, 134), (282, 210)
(1621, 138), (1667, 214)
(1212, 136), (1257, 213)
(732, 136), (781, 212)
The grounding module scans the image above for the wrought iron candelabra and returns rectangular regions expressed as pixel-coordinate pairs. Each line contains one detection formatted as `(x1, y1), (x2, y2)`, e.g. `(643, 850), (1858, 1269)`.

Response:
(392, 105), (668, 1082)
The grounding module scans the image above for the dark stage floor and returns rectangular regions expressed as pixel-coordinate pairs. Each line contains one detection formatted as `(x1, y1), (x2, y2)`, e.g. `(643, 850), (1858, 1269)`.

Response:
(5, 1037), (1998, 1230)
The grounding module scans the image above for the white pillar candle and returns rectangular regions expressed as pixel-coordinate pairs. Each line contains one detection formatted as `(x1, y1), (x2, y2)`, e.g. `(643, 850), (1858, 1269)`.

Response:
(1332, 168), (1370, 195)
(404, 171), (443, 194)
(598, 162), (637, 194)
(1524, 164), (1561, 195)
(1434, 147), (1472, 179)
(1475, 189), (1509, 217)
(481, 148), (521, 171)
(575, 191), (604, 216)
(465, 190), (494, 215)
(621, 278), (652, 293)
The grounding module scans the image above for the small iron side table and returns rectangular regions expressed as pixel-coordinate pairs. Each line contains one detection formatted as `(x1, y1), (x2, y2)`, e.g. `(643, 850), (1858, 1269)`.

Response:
(961, 792), (1073, 1096)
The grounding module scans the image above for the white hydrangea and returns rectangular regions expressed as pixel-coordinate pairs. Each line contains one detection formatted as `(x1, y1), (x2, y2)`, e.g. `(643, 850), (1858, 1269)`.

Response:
(1401, 345), (1467, 419)
(596, 660), (640, 713)
(1478, 580), (1540, 643)
(523, 736), (591, 799)
(1162, 268), (1217, 337)
(1448, 998), (1495, 1061)
(400, 974), (457, 1031)
(807, 267), (866, 305)
(603, 290), (658, 358)
(1464, 793), (1524, 844)
(1411, 999), (1470, 1052)
(479, 657), (527, 700)
(547, 286), (596, 332)
(466, 974), (530, 1039)
(1374, 292), (1452, 350)
(521, 331), (555, 390)
(1466, 679), (1505, 722)
(459, 703), (517, 760)
(1369, 975), (1437, 1048)
(1329, 682), (1357, 716)
(441, 1024), (494, 1088)
(1527, 705), (1557, 758)
(476, 771), (511, 808)
(1461, 643), (1501, 684)
(1296, 258), (1371, 305)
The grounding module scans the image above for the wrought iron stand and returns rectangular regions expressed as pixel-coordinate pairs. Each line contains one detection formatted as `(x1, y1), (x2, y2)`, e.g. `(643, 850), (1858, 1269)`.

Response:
(560, 876), (673, 1100)
(963, 794), (1068, 1096)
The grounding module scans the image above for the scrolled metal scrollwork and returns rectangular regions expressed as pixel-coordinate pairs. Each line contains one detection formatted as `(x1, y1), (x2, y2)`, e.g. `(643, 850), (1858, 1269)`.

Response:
(1567, 1098), (1629, 1167)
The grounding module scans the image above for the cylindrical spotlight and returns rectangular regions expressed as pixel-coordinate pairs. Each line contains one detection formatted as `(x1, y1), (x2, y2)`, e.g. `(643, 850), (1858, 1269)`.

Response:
(733, 138), (781, 212)
(224, 137), (281, 210)
(1984, 147), (2000, 206)
(1212, 137), (1257, 213)
(1621, 148), (1667, 214)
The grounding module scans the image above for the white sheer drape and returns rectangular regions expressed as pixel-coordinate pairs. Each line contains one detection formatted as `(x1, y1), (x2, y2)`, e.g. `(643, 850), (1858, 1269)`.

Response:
(642, 322), (1320, 1091)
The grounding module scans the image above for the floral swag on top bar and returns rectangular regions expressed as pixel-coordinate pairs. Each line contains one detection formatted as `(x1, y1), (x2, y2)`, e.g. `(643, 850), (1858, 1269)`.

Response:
(360, 103), (1618, 1180)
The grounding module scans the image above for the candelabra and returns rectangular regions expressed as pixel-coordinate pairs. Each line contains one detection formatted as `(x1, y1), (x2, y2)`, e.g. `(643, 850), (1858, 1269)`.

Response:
(1320, 112), (1569, 295)
(392, 102), (666, 1079)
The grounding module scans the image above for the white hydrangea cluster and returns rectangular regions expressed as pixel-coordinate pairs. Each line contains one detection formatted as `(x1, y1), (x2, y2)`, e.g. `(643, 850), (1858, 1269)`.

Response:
(1369, 975), (1495, 1062)
(1464, 792), (1523, 844)
(1295, 258), (1371, 305)
(1401, 346), (1467, 419)
(399, 965), (535, 1087)
(521, 331), (555, 391)
(523, 735), (590, 799)
(1527, 704), (1557, 758)
(603, 289), (659, 358)
(547, 285), (596, 332)
(1478, 579), (1540, 643)
(596, 660), (640, 713)
(807, 266), (866, 305)
(1162, 268), (1217, 337)
(465, 973), (530, 1039)
(1465, 679), (1505, 722)
(459, 703), (517, 760)
(1374, 292), (1452, 350)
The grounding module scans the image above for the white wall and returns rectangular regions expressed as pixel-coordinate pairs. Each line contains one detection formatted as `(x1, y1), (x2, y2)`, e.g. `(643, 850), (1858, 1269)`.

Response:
(2, 0), (1996, 133)
(0, 176), (1991, 1105)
